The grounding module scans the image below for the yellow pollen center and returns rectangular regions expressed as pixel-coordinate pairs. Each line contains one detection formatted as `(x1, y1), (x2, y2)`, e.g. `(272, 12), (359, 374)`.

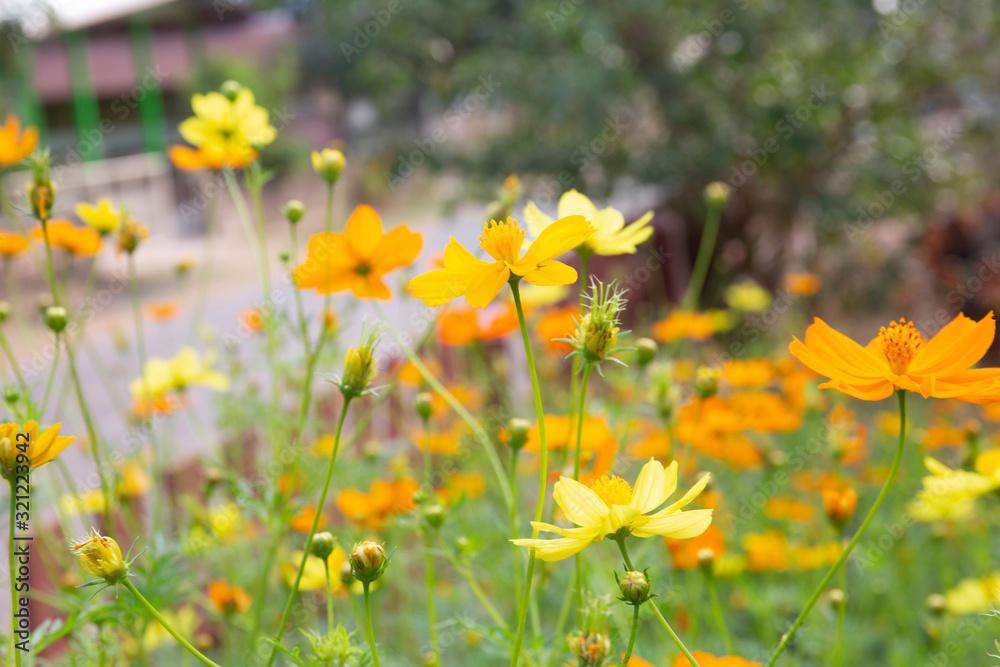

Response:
(878, 318), (922, 375)
(479, 218), (525, 264)
(589, 474), (633, 507)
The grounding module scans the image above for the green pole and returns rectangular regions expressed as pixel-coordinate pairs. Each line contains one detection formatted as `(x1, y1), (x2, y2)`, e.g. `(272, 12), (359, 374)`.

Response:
(65, 30), (103, 162)
(14, 42), (46, 142)
(129, 20), (167, 154)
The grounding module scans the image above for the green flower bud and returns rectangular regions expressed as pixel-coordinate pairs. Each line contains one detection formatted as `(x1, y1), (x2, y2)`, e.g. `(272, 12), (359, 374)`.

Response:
(0, 301), (10, 323)
(338, 322), (383, 398)
(506, 417), (531, 451)
(697, 547), (716, 571)
(311, 532), (336, 560)
(415, 392), (433, 421)
(827, 588), (846, 610)
(350, 541), (388, 583)
(422, 503), (446, 530)
(567, 631), (611, 667)
(44, 306), (68, 333)
(282, 199), (305, 224)
(278, 250), (291, 263)
(635, 337), (657, 367)
(311, 148), (346, 184)
(704, 181), (731, 207)
(926, 593), (947, 616)
(695, 365), (721, 399)
(617, 570), (651, 605)
(220, 80), (242, 101)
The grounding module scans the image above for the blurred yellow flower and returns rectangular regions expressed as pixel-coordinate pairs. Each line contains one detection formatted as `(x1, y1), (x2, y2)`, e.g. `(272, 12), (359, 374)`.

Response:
(75, 198), (122, 235)
(724, 281), (771, 312)
(409, 216), (594, 308)
(512, 458), (712, 561)
(0, 421), (76, 477)
(523, 190), (653, 256)
(130, 346), (229, 398)
(943, 573), (1000, 614)
(70, 530), (127, 584)
(179, 87), (275, 155)
(281, 547), (348, 593)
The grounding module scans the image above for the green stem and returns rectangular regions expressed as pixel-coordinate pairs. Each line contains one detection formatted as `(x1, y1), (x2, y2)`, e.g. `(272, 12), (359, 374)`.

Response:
(323, 558), (335, 637)
(122, 579), (220, 667)
(439, 538), (511, 637)
(509, 279), (548, 667)
(572, 362), (593, 627)
(38, 337), (59, 423)
(363, 581), (381, 667)
(425, 530), (440, 665)
(0, 327), (25, 393)
(765, 390), (907, 667)
(705, 567), (734, 655)
(616, 537), (700, 667)
(834, 540), (846, 667)
(509, 447), (521, 607)
(265, 398), (351, 666)
(620, 604), (640, 667)
(682, 202), (722, 311)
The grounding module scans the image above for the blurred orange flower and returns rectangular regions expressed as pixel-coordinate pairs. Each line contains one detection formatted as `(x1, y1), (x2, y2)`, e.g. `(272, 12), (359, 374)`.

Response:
(168, 143), (258, 171)
(437, 302), (518, 346)
(763, 497), (815, 521)
(674, 651), (761, 666)
(782, 272), (821, 296)
(336, 478), (418, 531)
(536, 305), (580, 354)
(723, 358), (775, 388)
(241, 306), (264, 334)
(437, 470), (485, 505)
(207, 580), (252, 614)
(667, 523), (725, 570)
(0, 231), (30, 256)
(294, 205), (422, 299)
(652, 310), (718, 342)
(0, 114), (38, 168)
(145, 302), (179, 321)
(31, 220), (101, 256)
(290, 504), (327, 533)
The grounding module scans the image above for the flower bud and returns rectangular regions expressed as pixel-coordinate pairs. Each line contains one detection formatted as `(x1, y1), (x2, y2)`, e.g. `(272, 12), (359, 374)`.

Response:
(44, 306), (68, 333)
(506, 417), (530, 451)
(350, 541), (388, 583)
(567, 631), (611, 667)
(695, 365), (721, 399)
(70, 530), (129, 584)
(827, 588), (846, 610)
(278, 250), (290, 263)
(635, 337), (657, 367)
(25, 150), (55, 222)
(926, 593), (947, 616)
(822, 485), (858, 530)
(282, 199), (305, 224)
(220, 80), (242, 101)
(116, 218), (148, 255)
(3, 387), (19, 405)
(697, 547), (716, 571)
(422, 503), (446, 530)
(415, 392), (433, 421)
(617, 570), (650, 605)
(704, 181), (731, 207)
(311, 532), (336, 560)
(312, 148), (346, 184)
(0, 301), (9, 323)
(340, 560), (355, 588)
(570, 280), (627, 365)
(338, 322), (383, 398)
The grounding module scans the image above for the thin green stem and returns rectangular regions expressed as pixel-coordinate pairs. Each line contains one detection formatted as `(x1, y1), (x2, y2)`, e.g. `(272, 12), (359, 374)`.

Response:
(38, 337), (59, 423)
(323, 558), (335, 637)
(765, 390), (907, 667)
(682, 202), (722, 311)
(363, 581), (381, 667)
(509, 447), (521, 607)
(834, 545), (846, 667)
(266, 398), (351, 666)
(439, 538), (511, 637)
(425, 530), (440, 665)
(616, 537), (700, 667)
(0, 327), (26, 393)
(572, 362), (594, 628)
(705, 568), (734, 655)
(122, 579), (220, 667)
(509, 279), (548, 667)
(620, 604), (640, 667)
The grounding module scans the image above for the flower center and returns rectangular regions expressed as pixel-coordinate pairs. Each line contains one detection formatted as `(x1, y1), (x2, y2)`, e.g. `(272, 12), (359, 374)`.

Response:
(479, 218), (525, 264)
(878, 318), (922, 375)
(589, 474), (633, 507)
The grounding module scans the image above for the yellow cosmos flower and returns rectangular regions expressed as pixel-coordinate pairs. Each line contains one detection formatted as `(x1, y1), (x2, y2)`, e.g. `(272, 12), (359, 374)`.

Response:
(281, 547), (348, 592)
(0, 421), (76, 478)
(523, 189), (653, 256)
(175, 87), (275, 168)
(0, 114), (38, 168)
(943, 573), (1000, 614)
(75, 198), (123, 235)
(909, 451), (1000, 521)
(130, 346), (229, 398)
(409, 215), (594, 308)
(512, 458), (712, 561)
(70, 529), (128, 584)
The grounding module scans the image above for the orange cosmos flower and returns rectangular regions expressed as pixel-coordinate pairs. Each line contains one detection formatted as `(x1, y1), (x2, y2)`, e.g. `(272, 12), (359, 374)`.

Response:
(0, 115), (38, 168)
(290, 504), (327, 533)
(674, 652), (761, 667)
(723, 358), (775, 388)
(207, 580), (252, 614)
(437, 302), (519, 346)
(408, 216), (594, 308)
(294, 205), (422, 299)
(652, 310), (719, 342)
(790, 313), (1000, 402)
(31, 220), (101, 256)
(0, 231), (30, 256)
(782, 272), (821, 296)
(436, 470), (486, 505)
(168, 143), (258, 171)
(240, 306), (264, 334)
(336, 478), (418, 531)
(536, 305), (580, 353)
(667, 523), (725, 570)
(145, 301), (179, 321)
(763, 497), (815, 521)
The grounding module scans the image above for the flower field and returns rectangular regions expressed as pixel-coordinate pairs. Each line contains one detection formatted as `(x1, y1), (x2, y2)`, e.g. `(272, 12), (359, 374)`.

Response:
(2, 75), (1000, 667)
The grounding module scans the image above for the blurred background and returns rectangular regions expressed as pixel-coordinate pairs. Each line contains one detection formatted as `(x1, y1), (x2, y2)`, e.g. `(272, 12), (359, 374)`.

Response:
(1, 0), (1000, 340)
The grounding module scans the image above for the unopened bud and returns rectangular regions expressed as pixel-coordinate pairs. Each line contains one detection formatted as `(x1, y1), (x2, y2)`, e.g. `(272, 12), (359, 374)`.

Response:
(926, 593), (947, 616)
(422, 504), (446, 530)
(506, 417), (531, 451)
(350, 541), (388, 583)
(44, 306), (68, 333)
(567, 631), (611, 667)
(282, 199), (305, 224)
(311, 532), (336, 560)
(635, 337), (657, 367)
(339, 323), (382, 398)
(220, 80), (242, 101)
(311, 148), (346, 184)
(828, 588), (846, 610)
(704, 181), (731, 207)
(415, 392), (433, 421)
(822, 485), (858, 530)
(695, 365), (721, 399)
(617, 570), (650, 605)
(69, 530), (129, 584)
(697, 547), (716, 571)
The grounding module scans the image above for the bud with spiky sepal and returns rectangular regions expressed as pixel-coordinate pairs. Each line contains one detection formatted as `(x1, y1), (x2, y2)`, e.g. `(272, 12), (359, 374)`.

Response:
(567, 631), (612, 667)
(616, 569), (651, 606)
(69, 529), (135, 588)
(25, 150), (56, 222)
(336, 321), (384, 399)
(560, 279), (632, 371)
